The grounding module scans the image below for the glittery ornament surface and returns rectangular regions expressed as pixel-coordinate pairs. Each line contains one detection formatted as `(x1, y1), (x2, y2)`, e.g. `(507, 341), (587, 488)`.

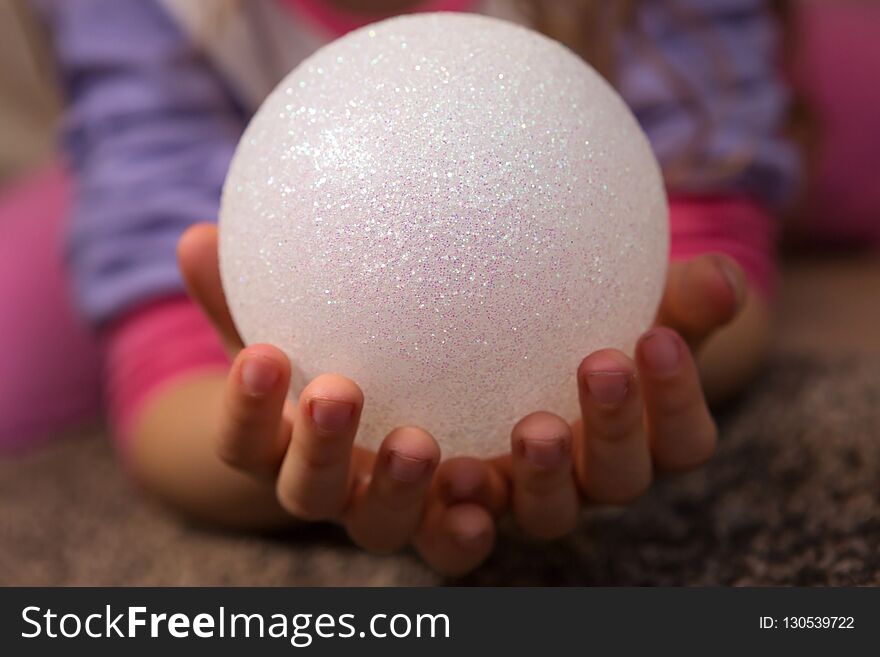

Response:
(219, 13), (668, 457)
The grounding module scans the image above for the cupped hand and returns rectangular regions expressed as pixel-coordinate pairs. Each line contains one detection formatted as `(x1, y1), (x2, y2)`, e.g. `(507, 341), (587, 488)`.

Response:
(178, 223), (507, 576)
(493, 254), (747, 539)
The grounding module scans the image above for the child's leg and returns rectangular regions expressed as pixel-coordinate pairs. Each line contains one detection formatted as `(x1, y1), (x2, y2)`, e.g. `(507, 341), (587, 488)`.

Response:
(668, 196), (776, 404)
(0, 162), (102, 450)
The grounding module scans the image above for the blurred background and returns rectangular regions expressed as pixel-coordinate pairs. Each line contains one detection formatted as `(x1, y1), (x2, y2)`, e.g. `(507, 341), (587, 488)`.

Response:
(0, 0), (878, 585)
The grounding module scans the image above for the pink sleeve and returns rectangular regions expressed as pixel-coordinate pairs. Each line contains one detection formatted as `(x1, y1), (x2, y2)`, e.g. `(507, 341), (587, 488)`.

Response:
(280, 0), (477, 36)
(104, 296), (230, 450)
(668, 195), (778, 300)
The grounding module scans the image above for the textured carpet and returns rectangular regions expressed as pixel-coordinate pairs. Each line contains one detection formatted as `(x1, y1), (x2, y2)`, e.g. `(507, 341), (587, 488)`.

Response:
(1, 352), (878, 586)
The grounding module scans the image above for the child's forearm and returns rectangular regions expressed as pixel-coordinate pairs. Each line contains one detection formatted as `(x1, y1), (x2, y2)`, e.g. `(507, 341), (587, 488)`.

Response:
(126, 371), (294, 530)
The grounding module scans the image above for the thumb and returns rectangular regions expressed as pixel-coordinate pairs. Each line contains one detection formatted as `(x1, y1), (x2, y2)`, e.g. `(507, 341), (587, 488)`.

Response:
(655, 254), (746, 351)
(178, 223), (244, 353)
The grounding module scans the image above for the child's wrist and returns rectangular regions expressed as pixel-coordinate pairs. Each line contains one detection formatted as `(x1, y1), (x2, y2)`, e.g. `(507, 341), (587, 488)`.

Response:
(103, 296), (230, 450)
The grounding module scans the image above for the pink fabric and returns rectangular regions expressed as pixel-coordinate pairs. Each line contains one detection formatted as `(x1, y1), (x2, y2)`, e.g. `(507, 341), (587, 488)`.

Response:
(281, 0), (476, 37)
(668, 196), (777, 300)
(0, 162), (102, 451)
(104, 296), (229, 448)
(792, 1), (880, 246)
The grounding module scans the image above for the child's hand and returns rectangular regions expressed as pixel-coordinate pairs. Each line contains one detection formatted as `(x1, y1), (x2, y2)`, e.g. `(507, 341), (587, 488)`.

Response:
(179, 222), (743, 564)
(178, 224), (507, 576)
(493, 255), (748, 539)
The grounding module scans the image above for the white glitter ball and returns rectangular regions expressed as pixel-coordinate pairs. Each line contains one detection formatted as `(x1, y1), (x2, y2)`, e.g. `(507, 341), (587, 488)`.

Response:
(219, 13), (668, 457)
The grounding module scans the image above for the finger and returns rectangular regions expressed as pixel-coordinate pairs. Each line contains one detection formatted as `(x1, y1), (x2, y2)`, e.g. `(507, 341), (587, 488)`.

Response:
(177, 223), (243, 351)
(344, 427), (440, 553)
(412, 457), (506, 576)
(636, 328), (717, 472)
(575, 349), (652, 504)
(413, 502), (496, 577)
(275, 374), (363, 521)
(218, 344), (292, 478)
(436, 457), (509, 518)
(655, 254), (746, 349)
(510, 412), (579, 539)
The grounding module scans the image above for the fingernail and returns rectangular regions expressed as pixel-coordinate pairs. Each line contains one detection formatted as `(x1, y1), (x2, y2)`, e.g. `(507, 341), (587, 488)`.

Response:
(718, 259), (746, 308)
(309, 399), (354, 432)
(453, 522), (490, 549)
(586, 371), (630, 406)
(241, 357), (279, 397)
(444, 474), (481, 504)
(387, 450), (430, 483)
(520, 437), (566, 469)
(641, 330), (681, 376)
